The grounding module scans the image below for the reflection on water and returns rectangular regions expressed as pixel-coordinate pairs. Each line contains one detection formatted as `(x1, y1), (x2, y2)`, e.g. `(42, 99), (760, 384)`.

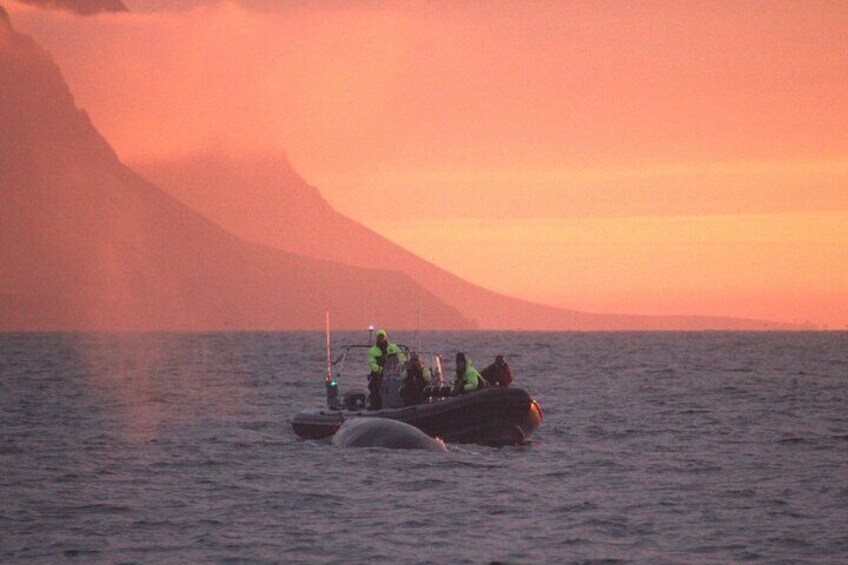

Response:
(1, 331), (847, 563)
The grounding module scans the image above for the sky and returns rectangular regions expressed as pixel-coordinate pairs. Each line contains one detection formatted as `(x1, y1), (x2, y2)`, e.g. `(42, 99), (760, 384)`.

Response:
(6, 0), (848, 327)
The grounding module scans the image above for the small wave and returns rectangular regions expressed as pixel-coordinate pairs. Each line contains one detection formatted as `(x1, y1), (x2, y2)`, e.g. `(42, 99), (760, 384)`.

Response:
(224, 441), (256, 449)
(645, 367), (677, 374)
(768, 509), (808, 519)
(240, 421), (272, 431)
(778, 437), (811, 445)
(684, 462), (723, 473)
(768, 536), (813, 549)
(689, 543), (749, 555)
(397, 477), (448, 489)
(720, 488), (757, 498)
(289, 381), (312, 389)
(62, 548), (102, 558)
(0, 441), (24, 455)
(592, 459), (636, 471)
(66, 503), (134, 514)
(678, 408), (712, 414)
(575, 516), (631, 535)
(132, 518), (181, 528)
(397, 518), (436, 529)
(431, 459), (504, 471)
(554, 501), (595, 513)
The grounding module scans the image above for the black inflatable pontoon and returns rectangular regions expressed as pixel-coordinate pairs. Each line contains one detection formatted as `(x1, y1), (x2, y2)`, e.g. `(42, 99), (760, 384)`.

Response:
(291, 337), (542, 446)
(292, 386), (542, 446)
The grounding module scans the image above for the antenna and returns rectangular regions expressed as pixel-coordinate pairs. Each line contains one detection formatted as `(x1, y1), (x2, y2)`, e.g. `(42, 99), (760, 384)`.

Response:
(416, 304), (421, 354)
(325, 310), (332, 382)
(324, 310), (340, 410)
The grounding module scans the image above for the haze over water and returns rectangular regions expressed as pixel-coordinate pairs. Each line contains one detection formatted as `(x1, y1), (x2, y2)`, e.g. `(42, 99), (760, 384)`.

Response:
(2, 331), (847, 563)
(5, 0), (848, 328)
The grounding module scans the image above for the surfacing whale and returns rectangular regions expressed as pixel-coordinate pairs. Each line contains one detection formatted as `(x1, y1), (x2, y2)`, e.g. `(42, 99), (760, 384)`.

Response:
(332, 418), (447, 451)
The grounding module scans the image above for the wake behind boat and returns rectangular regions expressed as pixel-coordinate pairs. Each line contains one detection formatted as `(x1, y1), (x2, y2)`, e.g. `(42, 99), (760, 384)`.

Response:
(290, 321), (542, 446)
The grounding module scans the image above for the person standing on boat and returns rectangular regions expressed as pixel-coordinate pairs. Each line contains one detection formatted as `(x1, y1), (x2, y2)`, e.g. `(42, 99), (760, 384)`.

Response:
(481, 355), (513, 387)
(367, 329), (406, 410)
(451, 352), (482, 395)
(401, 353), (431, 406)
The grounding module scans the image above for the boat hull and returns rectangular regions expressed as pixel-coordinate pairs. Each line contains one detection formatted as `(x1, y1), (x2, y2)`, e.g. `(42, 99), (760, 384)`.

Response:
(291, 386), (542, 446)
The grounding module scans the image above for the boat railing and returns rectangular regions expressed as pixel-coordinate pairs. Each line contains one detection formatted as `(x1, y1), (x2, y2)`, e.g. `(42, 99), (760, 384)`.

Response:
(330, 343), (445, 387)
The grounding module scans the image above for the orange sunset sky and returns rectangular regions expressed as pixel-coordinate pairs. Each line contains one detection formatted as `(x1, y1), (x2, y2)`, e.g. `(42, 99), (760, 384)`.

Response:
(7, 0), (848, 328)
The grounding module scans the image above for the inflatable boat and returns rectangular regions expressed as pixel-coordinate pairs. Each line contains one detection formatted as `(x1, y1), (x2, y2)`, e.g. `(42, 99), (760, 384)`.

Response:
(292, 386), (542, 446)
(290, 339), (542, 446)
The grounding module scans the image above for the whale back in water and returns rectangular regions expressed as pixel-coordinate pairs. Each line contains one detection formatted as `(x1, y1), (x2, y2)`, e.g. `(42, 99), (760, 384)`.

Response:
(332, 418), (447, 451)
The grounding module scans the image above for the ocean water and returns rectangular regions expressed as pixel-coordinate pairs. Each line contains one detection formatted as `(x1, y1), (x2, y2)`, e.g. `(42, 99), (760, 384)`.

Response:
(1, 331), (847, 564)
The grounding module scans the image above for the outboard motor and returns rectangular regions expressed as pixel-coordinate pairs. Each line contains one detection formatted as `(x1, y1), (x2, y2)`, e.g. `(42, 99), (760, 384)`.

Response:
(423, 383), (453, 402)
(423, 384), (437, 402)
(343, 389), (367, 411)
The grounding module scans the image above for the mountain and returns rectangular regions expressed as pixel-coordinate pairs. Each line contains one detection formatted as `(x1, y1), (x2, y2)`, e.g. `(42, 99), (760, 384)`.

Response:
(0, 14), (469, 330)
(11, 0), (127, 14)
(136, 155), (799, 330)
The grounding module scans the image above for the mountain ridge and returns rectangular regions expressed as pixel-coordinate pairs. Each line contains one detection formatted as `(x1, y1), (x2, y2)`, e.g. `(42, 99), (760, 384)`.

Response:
(9, 0), (127, 15)
(0, 11), (807, 331)
(0, 17), (471, 330)
(137, 155), (805, 330)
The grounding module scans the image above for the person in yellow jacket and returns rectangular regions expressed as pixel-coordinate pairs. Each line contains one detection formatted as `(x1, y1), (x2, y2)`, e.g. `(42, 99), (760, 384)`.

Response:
(451, 352), (482, 395)
(366, 329), (406, 410)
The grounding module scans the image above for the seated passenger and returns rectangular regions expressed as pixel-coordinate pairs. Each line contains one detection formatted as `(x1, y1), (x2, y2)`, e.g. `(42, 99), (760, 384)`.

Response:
(401, 353), (431, 406)
(481, 355), (513, 387)
(451, 352), (482, 395)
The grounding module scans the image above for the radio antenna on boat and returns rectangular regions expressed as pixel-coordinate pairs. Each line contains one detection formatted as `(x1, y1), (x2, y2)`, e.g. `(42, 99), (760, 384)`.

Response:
(324, 310), (340, 410)
(416, 304), (422, 354)
(325, 310), (333, 382)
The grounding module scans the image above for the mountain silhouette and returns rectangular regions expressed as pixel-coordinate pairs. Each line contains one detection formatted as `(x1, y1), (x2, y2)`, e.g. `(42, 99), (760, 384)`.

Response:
(0, 16), (469, 330)
(11, 0), (127, 15)
(137, 155), (798, 330)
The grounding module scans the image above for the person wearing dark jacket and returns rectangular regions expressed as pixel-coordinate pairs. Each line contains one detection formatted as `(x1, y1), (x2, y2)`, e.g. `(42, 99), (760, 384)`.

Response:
(401, 353), (431, 406)
(481, 355), (513, 387)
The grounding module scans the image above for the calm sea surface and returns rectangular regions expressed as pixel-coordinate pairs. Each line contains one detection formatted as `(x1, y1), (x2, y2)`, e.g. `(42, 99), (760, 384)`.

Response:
(1, 331), (847, 564)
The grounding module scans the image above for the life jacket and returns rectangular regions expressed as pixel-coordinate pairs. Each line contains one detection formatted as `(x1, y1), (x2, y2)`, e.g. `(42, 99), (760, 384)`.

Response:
(452, 362), (482, 393)
(368, 342), (406, 374)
